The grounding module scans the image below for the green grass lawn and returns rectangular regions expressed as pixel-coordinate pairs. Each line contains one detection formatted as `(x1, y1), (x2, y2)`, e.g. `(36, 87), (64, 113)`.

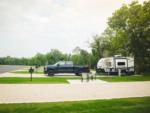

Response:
(0, 97), (150, 113)
(12, 71), (44, 74)
(0, 77), (79, 84)
(98, 75), (150, 82)
(1, 75), (150, 84)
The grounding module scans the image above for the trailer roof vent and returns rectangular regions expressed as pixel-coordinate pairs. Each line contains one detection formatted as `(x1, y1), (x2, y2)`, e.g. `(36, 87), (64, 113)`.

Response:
(114, 55), (122, 57)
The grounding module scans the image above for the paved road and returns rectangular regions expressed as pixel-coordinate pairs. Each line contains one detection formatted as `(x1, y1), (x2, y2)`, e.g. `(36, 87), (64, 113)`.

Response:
(0, 65), (25, 74)
(0, 81), (150, 103)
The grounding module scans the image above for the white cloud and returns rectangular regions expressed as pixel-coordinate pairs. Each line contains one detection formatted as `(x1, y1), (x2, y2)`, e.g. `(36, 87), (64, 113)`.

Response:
(0, 0), (145, 57)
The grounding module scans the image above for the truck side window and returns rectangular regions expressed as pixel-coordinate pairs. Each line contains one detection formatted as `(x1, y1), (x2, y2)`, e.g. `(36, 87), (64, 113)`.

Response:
(59, 62), (65, 66)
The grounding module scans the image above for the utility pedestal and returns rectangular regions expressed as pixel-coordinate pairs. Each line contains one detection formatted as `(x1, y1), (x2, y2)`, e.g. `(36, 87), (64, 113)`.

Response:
(118, 69), (121, 77)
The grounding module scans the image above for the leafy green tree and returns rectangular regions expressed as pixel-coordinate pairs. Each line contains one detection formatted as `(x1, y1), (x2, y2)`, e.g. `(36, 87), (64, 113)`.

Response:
(108, 1), (150, 74)
(90, 35), (109, 58)
(71, 47), (92, 66)
(33, 53), (47, 65)
(46, 49), (68, 64)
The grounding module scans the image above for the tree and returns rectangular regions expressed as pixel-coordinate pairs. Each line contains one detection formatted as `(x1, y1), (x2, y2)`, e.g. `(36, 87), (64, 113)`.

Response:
(108, 1), (150, 74)
(46, 49), (67, 64)
(90, 35), (109, 58)
(33, 53), (47, 65)
(71, 47), (91, 66)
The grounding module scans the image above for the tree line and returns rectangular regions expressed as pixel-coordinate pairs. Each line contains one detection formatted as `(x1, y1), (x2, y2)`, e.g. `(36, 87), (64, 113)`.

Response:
(0, 1), (149, 74)
(0, 48), (95, 68)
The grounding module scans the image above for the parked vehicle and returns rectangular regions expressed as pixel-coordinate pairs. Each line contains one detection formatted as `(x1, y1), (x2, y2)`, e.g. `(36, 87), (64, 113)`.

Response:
(44, 61), (90, 76)
(96, 55), (134, 75)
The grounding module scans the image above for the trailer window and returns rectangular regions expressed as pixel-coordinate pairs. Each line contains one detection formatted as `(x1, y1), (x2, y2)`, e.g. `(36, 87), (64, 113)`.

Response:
(118, 62), (125, 65)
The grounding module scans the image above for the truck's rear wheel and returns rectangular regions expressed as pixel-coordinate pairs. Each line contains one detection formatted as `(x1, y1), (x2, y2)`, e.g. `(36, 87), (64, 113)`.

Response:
(48, 71), (54, 76)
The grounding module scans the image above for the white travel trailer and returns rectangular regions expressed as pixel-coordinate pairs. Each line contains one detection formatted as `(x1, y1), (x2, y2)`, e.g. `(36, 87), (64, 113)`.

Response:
(97, 55), (134, 75)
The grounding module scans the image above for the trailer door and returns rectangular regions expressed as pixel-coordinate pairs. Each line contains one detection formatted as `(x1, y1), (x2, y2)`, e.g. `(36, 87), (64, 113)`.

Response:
(115, 58), (127, 69)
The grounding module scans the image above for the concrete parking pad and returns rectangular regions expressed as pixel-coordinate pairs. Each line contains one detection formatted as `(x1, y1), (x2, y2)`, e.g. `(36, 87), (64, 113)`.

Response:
(0, 81), (150, 103)
(67, 79), (108, 84)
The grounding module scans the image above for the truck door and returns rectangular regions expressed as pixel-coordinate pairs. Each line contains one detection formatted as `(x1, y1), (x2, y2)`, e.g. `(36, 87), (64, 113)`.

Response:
(57, 62), (66, 73)
(64, 62), (74, 73)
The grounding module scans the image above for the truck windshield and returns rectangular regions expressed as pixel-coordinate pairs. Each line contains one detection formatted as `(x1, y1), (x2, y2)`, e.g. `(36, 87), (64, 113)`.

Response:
(54, 62), (65, 66)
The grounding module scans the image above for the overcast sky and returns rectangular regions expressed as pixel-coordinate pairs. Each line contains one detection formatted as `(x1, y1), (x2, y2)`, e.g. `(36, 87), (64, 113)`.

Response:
(0, 0), (145, 57)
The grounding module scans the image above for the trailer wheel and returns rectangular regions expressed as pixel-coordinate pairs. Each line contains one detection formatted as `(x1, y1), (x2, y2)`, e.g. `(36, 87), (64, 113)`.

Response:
(75, 73), (81, 76)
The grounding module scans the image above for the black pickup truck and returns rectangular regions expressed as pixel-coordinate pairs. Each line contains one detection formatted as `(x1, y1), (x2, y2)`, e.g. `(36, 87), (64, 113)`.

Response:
(44, 61), (90, 76)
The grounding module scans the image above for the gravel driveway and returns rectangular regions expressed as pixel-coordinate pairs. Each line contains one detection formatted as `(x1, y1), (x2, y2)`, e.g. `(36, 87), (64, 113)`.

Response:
(0, 81), (150, 103)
